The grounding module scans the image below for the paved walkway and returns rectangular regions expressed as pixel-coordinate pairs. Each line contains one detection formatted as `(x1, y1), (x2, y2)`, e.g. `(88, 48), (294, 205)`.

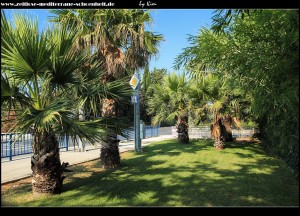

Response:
(1, 134), (173, 184)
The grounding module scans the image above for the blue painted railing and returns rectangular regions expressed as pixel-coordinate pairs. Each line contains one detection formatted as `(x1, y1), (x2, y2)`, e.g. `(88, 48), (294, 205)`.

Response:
(144, 125), (159, 138)
(1, 133), (68, 161)
(116, 125), (159, 141)
(123, 128), (135, 140)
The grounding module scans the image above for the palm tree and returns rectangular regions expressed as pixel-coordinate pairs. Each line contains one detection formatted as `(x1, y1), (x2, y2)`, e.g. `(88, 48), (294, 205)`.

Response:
(49, 9), (163, 168)
(1, 12), (129, 194)
(207, 78), (250, 147)
(147, 72), (190, 144)
(188, 73), (218, 124)
(190, 74), (246, 149)
(177, 73), (226, 148)
(174, 29), (249, 149)
(49, 9), (163, 78)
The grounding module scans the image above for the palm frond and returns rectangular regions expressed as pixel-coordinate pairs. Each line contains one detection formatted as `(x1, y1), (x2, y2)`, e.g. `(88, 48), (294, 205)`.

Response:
(2, 12), (54, 81)
(1, 72), (31, 109)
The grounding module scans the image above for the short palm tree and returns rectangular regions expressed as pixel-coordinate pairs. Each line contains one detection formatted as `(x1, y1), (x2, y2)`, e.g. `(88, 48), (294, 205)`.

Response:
(190, 74), (246, 149)
(191, 74), (247, 147)
(148, 72), (190, 144)
(188, 73), (218, 125)
(1, 12), (129, 194)
(174, 29), (247, 149)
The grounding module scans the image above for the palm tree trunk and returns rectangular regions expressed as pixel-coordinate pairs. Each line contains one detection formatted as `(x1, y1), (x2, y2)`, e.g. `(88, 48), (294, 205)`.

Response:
(100, 98), (120, 169)
(31, 132), (69, 195)
(100, 134), (120, 169)
(176, 114), (189, 144)
(211, 114), (224, 150)
(222, 116), (233, 142)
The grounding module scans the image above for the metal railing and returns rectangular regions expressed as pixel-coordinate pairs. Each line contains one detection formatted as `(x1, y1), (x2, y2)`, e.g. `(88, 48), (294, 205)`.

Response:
(144, 125), (159, 138)
(1, 133), (68, 161)
(118, 125), (159, 141)
(1, 125), (160, 160)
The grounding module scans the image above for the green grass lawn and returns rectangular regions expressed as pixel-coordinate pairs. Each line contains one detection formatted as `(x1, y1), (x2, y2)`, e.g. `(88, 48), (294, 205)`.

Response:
(1, 139), (299, 207)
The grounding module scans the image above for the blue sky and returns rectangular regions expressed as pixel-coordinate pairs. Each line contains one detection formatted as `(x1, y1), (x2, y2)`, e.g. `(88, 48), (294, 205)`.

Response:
(4, 9), (214, 73)
(149, 9), (214, 72)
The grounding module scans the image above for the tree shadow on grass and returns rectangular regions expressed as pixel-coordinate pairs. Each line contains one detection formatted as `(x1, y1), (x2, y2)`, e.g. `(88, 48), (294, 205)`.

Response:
(1, 181), (32, 196)
(4, 139), (299, 207)
(224, 140), (265, 156)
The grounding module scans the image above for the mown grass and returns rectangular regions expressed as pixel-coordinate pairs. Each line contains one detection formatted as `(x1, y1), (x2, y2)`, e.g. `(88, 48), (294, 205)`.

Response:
(1, 139), (298, 207)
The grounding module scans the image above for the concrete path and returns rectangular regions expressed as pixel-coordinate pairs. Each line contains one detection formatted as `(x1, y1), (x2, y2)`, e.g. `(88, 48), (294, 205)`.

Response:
(1, 134), (173, 184)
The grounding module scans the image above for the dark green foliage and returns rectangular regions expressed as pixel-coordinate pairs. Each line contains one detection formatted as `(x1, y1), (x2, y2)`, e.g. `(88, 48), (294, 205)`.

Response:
(220, 10), (299, 174)
(175, 9), (299, 175)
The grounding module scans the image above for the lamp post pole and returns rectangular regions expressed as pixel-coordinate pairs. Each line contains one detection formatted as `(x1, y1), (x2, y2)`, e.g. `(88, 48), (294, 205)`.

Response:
(130, 72), (141, 152)
(134, 85), (141, 152)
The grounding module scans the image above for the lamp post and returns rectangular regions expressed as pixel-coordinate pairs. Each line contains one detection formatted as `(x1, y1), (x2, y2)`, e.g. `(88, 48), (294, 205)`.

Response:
(134, 86), (141, 152)
(130, 72), (142, 152)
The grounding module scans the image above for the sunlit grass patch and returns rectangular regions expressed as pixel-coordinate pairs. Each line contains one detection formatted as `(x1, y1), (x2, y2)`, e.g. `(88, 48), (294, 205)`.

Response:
(1, 139), (298, 207)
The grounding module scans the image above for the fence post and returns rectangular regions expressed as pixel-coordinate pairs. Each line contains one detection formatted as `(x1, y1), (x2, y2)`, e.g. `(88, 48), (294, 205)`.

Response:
(9, 134), (13, 161)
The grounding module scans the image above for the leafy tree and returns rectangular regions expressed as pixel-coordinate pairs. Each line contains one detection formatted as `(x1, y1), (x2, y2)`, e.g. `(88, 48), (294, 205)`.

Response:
(140, 67), (168, 124)
(211, 9), (299, 173)
(149, 67), (168, 85)
(175, 9), (299, 173)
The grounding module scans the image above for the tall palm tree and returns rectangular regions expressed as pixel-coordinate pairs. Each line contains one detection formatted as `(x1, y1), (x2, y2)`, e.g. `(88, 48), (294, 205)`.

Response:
(1, 11), (129, 194)
(49, 9), (163, 168)
(49, 9), (163, 78)
(148, 72), (190, 144)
